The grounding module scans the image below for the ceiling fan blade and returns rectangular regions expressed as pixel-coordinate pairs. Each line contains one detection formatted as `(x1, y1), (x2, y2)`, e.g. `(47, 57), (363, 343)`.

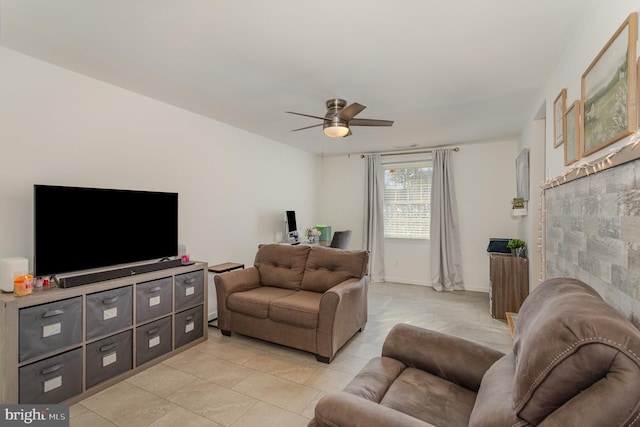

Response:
(349, 118), (394, 127)
(291, 123), (324, 132)
(337, 103), (366, 121)
(286, 111), (329, 121)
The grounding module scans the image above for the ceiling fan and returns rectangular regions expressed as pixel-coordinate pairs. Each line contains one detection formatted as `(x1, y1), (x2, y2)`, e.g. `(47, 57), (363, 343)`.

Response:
(286, 99), (394, 138)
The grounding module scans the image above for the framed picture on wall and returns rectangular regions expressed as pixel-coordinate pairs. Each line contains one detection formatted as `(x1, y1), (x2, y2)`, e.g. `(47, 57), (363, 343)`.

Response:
(516, 148), (529, 201)
(565, 100), (580, 166)
(581, 12), (638, 157)
(554, 88), (567, 148)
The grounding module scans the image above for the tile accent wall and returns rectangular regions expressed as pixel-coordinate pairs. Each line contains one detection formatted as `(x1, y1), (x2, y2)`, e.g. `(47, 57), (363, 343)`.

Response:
(545, 158), (640, 328)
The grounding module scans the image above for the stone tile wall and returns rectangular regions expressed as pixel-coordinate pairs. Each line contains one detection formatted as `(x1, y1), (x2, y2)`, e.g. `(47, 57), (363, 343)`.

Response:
(545, 158), (640, 327)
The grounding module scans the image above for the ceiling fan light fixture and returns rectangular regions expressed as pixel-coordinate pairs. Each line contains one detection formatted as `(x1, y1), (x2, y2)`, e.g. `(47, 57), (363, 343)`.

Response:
(323, 124), (349, 138)
(287, 98), (392, 137)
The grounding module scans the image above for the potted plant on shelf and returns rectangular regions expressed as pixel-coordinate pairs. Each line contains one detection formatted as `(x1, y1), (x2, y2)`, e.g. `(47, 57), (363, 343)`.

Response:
(507, 238), (526, 258)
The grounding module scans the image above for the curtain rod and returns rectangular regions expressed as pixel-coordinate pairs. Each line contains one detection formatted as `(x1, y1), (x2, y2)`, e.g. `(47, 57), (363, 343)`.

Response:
(359, 147), (460, 158)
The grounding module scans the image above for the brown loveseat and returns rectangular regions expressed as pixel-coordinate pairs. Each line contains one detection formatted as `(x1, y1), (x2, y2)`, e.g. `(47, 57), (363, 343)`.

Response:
(310, 278), (640, 426)
(215, 243), (369, 363)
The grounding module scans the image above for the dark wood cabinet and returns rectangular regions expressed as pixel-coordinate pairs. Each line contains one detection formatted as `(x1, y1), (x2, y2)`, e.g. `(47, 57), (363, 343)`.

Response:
(489, 254), (528, 319)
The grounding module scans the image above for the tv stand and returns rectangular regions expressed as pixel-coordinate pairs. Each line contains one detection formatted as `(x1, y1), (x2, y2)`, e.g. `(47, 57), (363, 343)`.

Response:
(0, 261), (207, 404)
(59, 259), (184, 288)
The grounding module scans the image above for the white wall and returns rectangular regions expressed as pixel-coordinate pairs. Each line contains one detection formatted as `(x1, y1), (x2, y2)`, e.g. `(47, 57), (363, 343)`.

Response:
(517, 114), (546, 290)
(516, 1), (640, 292)
(454, 140), (521, 292)
(317, 154), (365, 249)
(543, 2), (640, 179)
(0, 48), (320, 270)
(320, 1), (640, 297)
(320, 139), (520, 292)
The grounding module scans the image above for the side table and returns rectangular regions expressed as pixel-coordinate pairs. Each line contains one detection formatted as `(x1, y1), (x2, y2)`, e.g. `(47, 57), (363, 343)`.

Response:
(207, 262), (244, 326)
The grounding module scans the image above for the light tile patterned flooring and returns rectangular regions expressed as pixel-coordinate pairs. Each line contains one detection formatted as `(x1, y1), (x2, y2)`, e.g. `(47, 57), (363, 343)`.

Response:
(70, 282), (512, 426)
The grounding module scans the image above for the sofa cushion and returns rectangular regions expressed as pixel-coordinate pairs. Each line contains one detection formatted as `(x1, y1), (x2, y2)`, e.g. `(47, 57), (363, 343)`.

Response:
(227, 287), (295, 319)
(254, 244), (310, 290)
(269, 290), (321, 329)
(380, 367), (476, 427)
(512, 278), (640, 425)
(469, 353), (524, 427)
(301, 246), (369, 293)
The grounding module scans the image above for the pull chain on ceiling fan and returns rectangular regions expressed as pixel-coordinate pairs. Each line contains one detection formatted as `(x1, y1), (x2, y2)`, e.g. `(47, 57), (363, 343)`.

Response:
(286, 99), (394, 138)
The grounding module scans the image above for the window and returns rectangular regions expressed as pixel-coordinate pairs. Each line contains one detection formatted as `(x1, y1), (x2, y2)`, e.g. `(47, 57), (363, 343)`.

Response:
(383, 162), (433, 239)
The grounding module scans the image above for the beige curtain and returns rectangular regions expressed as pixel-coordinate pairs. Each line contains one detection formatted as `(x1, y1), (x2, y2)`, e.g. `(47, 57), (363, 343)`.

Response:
(363, 154), (385, 282)
(430, 149), (464, 291)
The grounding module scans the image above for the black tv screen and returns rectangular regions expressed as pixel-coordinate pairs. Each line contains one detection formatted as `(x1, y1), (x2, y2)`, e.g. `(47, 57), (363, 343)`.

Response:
(34, 185), (178, 277)
(286, 210), (297, 233)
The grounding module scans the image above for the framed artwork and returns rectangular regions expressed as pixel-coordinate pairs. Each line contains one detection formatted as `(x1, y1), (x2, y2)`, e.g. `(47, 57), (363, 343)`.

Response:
(565, 100), (580, 166)
(516, 148), (529, 201)
(553, 88), (567, 148)
(581, 12), (638, 157)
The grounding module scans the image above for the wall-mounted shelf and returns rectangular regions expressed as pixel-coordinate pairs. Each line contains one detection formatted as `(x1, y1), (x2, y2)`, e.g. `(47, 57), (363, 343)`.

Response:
(511, 207), (527, 216)
(511, 200), (527, 217)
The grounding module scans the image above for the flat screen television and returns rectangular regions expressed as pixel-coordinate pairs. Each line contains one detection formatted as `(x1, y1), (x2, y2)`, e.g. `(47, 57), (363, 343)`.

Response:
(34, 184), (178, 278)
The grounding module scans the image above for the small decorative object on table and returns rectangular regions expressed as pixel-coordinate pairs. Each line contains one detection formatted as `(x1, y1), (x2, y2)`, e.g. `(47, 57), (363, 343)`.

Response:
(306, 227), (321, 243)
(507, 238), (526, 258)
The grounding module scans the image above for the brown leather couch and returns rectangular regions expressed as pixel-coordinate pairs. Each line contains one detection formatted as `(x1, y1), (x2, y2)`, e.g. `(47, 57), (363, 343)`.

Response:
(309, 278), (640, 426)
(215, 243), (369, 363)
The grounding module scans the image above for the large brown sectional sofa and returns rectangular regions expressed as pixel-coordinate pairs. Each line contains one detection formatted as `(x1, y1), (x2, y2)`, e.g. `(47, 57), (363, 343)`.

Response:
(310, 277), (640, 426)
(214, 243), (369, 363)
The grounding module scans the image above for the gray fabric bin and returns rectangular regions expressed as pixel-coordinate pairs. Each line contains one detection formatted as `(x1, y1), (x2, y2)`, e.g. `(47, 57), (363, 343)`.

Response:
(19, 347), (82, 404)
(174, 270), (204, 311)
(86, 285), (133, 340)
(136, 277), (172, 323)
(19, 297), (83, 363)
(174, 305), (203, 348)
(136, 316), (172, 366)
(85, 330), (132, 389)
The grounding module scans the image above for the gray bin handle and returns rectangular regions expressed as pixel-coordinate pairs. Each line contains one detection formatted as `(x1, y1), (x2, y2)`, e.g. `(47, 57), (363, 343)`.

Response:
(146, 328), (159, 335)
(185, 277), (195, 284)
(102, 296), (119, 304)
(147, 287), (162, 293)
(185, 315), (194, 321)
(42, 309), (64, 318)
(41, 363), (63, 375)
(100, 342), (118, 353)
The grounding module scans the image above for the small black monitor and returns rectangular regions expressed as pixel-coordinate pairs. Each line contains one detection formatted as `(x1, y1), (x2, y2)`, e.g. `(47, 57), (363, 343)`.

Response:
(286, 210), (297, 233)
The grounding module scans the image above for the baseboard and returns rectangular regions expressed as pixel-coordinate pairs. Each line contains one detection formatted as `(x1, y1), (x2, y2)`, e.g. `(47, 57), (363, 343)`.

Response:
(382, 277), (489, 294)
(463, 285), (489, 293)
(383, 277), (429, 286)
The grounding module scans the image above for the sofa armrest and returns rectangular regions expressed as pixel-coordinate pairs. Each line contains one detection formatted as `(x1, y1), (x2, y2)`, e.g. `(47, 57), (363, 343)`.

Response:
(214, 266), (261, 294)
(214, 267), (261, 331)
(316, 277), (368, 361)
(311, 391), (435, 427)
(382, 323), (504, 392)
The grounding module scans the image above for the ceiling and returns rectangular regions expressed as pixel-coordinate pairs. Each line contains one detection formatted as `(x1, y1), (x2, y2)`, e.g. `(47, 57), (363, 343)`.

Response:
(0, 0), (592, 155)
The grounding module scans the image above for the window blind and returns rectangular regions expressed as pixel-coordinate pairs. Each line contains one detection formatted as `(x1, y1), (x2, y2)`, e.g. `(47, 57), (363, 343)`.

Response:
(383, 163), (433, 239)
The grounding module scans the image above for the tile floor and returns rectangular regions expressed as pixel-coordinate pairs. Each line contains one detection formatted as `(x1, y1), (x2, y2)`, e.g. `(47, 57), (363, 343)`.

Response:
(70, 282), (513, 426)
